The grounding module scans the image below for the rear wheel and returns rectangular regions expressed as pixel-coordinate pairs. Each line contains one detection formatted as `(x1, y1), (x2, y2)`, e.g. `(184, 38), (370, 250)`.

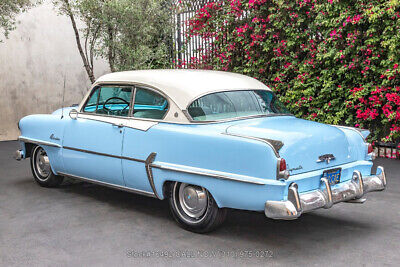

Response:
(30, 145), (63, 187)
(167, 182), (227, 233)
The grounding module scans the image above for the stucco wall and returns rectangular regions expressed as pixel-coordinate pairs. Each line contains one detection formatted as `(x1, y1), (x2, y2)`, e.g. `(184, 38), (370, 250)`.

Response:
(0, 1), (109, 141)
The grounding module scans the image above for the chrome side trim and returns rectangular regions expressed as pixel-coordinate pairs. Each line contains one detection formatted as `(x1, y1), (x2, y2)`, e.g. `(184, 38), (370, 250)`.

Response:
(19, 137), (61, 148)
(62, 147), (266, 185)
(145, 152), (160, 199)
(151, 162), (267, 185)
(77, 113), (158, 132)
(63, 146), (146, 163)
(222, 132), (281, 157)
(58, 172), (156, 198)
(265, 166), (387, 220)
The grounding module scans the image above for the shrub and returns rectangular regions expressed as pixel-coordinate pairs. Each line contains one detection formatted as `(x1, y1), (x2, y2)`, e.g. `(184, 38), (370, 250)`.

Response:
(186, 0), (400, 143)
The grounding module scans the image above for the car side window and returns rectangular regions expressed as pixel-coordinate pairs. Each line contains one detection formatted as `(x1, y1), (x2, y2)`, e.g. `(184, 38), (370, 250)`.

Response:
(133, 87), (168, 120)
(83, 88), (100, 113)
(83, 86), (133, 117)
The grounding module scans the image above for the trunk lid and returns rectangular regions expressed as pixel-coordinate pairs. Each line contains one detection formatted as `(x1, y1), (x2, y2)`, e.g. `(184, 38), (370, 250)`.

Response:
(225, 116), (355, 175)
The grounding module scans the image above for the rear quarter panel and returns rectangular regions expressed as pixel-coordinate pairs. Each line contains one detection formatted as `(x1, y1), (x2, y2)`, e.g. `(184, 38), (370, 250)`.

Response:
(123, 122), (283, 210)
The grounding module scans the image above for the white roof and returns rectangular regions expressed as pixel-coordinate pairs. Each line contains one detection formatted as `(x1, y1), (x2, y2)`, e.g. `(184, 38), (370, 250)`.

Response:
(95, 69), (270, 109)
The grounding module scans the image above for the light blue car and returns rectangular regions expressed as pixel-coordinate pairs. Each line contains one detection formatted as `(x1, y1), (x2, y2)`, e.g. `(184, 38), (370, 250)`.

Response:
(15, 70), (387, 233)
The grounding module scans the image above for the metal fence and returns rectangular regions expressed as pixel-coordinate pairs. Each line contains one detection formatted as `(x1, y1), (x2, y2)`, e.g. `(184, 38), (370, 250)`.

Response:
(172, 0), (217, 68)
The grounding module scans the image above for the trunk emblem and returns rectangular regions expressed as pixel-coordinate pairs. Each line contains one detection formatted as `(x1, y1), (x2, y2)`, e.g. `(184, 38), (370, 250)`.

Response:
(317, 154), (335, 164)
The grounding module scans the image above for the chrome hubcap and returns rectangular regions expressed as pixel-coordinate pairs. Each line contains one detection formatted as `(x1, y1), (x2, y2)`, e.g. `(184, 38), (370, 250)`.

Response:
(178, 183), (208, 218)
(35, 147), (50, 179)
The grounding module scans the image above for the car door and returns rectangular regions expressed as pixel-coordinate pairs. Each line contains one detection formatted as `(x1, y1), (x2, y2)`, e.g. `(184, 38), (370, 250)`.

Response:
(62, 85), (133, 186)
(121, 86), (169, 192)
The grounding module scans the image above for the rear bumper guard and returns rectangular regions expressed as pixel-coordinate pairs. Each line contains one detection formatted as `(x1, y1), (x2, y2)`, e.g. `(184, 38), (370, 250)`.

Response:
(265, 166), (386, 220)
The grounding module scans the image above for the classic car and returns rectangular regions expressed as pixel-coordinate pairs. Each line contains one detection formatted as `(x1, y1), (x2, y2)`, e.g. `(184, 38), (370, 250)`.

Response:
(15, 69), (387, 233)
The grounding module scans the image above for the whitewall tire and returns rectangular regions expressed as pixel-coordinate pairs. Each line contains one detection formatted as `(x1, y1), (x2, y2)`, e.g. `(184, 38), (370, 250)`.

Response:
(167, 182), (227, 233)
(30, 145), (63, 187)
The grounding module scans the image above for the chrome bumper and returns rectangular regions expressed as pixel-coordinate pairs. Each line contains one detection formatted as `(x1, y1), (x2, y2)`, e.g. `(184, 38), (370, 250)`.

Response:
(265, 166), (386, 220)
(14, 149), (24, 161)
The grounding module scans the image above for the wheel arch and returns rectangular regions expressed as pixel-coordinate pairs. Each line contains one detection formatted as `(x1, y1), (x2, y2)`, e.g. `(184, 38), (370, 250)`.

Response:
(23, 142), (62, 176)
(160, 178), (224, 208)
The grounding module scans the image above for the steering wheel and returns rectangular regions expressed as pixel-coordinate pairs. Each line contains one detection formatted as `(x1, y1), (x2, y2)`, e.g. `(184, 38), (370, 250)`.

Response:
(103, 97), (130, 115)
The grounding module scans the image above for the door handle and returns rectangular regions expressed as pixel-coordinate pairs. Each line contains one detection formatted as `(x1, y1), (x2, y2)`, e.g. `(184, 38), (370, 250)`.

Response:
(112, 123), (124, 128)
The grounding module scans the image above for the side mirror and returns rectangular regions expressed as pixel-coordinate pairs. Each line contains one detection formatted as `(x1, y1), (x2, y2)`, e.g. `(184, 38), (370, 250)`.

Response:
(69, 109), (79, 120)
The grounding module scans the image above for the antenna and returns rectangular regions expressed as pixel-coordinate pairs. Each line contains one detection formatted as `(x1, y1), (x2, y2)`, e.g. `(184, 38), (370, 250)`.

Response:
(61, 74), (66, 119)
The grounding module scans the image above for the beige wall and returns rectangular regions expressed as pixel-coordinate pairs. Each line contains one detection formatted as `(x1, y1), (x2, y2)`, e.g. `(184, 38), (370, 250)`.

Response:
(0, 1), (109, 141)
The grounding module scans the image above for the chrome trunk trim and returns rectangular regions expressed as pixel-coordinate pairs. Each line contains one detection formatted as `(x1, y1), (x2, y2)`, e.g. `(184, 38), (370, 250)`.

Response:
(58, 172), (156, 198)
(265, 166), (387, 220)
(222, 132), (282, 157)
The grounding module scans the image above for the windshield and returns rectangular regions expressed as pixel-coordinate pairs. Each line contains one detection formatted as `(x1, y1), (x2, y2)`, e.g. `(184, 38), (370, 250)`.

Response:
(188, 90), (290, 121)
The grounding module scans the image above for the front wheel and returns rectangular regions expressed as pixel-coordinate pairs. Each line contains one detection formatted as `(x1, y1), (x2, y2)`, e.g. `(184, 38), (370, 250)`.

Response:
(30, 145), (63, 187)
(167, 182), (227, 233)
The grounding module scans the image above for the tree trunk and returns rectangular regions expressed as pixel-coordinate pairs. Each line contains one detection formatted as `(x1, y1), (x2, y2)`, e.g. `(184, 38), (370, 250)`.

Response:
(107, 25), (116, 72)
(63, 0), (96, 83)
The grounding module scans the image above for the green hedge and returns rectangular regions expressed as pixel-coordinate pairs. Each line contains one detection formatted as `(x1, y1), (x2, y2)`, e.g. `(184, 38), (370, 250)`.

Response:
(186, 0), (400, 144)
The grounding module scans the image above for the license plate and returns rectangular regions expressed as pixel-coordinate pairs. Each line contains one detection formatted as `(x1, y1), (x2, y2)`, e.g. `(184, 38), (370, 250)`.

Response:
(323, 168), (341, 185)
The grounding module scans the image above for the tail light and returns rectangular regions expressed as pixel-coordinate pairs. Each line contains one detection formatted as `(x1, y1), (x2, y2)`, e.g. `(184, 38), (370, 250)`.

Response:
(366, 143), (375, 160)
(279, 158), (287, 172)
(367, 143), (373, 154)
(277, 158), (289, 180)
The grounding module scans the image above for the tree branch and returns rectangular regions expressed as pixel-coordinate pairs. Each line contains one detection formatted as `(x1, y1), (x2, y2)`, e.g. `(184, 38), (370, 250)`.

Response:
(63, 0), (95, 83)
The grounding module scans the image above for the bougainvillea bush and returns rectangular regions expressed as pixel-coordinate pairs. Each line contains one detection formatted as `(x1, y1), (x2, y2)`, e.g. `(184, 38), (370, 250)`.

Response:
(186, 0), (400, 144)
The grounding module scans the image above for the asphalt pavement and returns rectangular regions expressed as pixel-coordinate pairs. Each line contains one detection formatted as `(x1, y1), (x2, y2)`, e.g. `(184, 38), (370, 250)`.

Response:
(0, 140), (399, 266)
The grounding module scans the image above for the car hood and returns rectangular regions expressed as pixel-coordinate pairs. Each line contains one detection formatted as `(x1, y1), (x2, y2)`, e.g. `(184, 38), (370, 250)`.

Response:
(225, 116), (355, 175)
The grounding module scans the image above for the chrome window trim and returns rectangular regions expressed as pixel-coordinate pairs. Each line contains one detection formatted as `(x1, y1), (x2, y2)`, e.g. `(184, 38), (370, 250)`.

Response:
(57, 171), (156, 198)
(185, 89), (293, 123)
(19, 137), (61, 148)
(128, 86), (136, 117)
(73, 113), (158, 132)
(131, 85), (170, 121)
(81, 85), (135, 116)
(184, 113), (294, 124)
(79, 84), (294, 125)
(80, 82), (177, 123)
